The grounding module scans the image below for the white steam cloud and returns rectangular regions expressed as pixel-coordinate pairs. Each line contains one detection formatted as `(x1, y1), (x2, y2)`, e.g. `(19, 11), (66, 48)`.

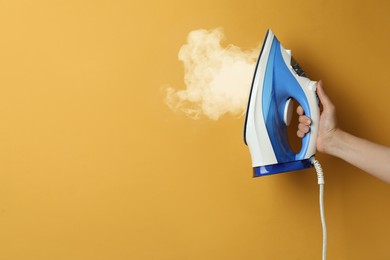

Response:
(164, 28), (260, 120)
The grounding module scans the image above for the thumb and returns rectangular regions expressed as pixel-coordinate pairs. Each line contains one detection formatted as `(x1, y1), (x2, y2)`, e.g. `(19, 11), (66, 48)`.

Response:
(316, 80), (334, 110)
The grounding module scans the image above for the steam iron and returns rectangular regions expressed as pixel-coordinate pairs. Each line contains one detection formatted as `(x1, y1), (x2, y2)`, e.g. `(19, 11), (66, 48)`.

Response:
(244, 29), (320, 177)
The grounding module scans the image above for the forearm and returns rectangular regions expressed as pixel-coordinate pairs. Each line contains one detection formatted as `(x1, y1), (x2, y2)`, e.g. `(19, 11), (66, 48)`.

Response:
(325, 130), (390, 183)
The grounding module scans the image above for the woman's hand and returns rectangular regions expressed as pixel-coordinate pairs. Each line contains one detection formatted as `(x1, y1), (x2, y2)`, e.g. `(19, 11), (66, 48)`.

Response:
(296, 80), (338, 153)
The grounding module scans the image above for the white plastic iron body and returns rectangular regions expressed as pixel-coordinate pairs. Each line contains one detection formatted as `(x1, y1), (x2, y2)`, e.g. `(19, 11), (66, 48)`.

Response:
(244, 29), (320, 177)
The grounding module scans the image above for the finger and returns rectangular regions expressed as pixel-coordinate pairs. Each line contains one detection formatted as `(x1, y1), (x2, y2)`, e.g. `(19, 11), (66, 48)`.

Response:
(298, 115), (311, 125)
(298, 123), (310, 133)
(297, 130), (305, 138)
(296, 105), (304, 116)
(316, 80), (334, 110)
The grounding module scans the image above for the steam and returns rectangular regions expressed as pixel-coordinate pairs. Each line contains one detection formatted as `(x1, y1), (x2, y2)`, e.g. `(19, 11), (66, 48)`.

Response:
(163, 28), (260, 120)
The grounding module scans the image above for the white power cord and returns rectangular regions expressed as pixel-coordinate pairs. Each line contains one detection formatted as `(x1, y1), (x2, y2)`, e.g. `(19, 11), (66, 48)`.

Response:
(312, 157), (327, 260)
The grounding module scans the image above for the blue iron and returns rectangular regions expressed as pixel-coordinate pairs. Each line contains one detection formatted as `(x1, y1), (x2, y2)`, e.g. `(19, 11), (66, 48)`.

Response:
(244, 29), (320, 177)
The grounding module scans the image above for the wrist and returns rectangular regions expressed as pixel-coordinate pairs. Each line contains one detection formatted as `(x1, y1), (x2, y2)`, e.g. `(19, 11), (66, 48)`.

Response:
(322, 128), (344, 156)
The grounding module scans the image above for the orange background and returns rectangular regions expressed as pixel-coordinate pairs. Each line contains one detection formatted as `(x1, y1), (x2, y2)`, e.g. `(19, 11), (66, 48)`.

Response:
(1, 0), (390, 259)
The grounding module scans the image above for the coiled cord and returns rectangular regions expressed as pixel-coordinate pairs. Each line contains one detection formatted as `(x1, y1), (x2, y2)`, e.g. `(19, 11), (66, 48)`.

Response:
(312, 157), (327, 260)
